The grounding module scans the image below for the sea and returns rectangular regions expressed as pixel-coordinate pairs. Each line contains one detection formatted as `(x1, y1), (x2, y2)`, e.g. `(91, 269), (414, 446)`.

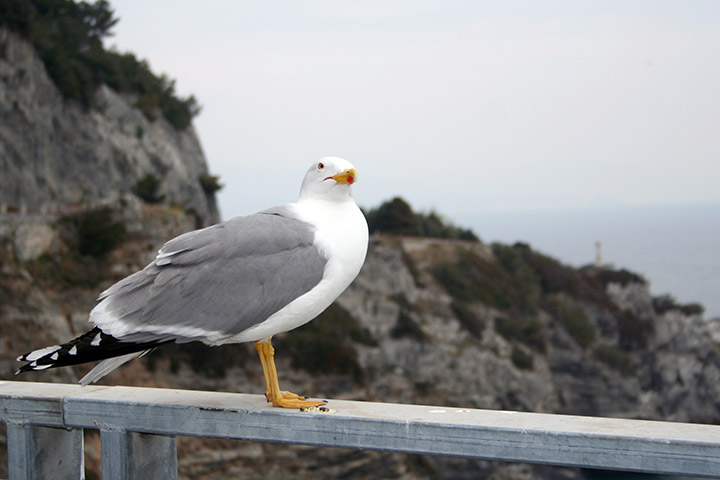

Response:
(459, 203), (720, 320)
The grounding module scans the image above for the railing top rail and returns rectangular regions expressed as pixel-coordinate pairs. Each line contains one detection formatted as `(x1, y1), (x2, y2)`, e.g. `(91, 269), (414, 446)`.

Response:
(2, 380), (720, 477)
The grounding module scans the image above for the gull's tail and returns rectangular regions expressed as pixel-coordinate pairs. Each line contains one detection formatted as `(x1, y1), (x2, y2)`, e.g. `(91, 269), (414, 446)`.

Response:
(16, 327), (169, 384)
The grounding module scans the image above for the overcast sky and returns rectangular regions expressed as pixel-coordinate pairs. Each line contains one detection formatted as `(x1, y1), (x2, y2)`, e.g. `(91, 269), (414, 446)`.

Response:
(107, 1), (720, 221)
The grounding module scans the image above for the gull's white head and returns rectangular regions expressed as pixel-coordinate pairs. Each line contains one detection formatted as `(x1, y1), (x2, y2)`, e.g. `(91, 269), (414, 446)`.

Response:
(299, 157), (358, 202)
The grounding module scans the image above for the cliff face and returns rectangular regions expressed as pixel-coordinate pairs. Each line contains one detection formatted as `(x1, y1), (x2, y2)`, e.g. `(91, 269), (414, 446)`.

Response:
(341, 237), (720, 423)
(0, 28), (219, 226)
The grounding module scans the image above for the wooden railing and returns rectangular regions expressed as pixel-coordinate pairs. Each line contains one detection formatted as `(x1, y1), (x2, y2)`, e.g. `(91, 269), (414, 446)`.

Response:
(2, 381), (720, 479)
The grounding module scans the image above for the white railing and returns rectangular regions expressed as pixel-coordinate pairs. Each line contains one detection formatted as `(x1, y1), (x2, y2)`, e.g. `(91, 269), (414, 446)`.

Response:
(2, 381), (720, 479)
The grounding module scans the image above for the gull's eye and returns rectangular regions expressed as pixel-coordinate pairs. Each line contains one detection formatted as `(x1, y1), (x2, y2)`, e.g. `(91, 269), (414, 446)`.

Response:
(317, 162), (325, 170)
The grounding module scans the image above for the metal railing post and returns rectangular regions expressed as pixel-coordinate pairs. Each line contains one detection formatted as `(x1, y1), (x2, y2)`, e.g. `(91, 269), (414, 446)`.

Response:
(6, 422), (84, 480)
(100, 429), (178, 480)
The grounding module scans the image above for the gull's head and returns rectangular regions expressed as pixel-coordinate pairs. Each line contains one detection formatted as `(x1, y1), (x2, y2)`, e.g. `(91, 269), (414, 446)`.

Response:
(299, 157), (359, 202)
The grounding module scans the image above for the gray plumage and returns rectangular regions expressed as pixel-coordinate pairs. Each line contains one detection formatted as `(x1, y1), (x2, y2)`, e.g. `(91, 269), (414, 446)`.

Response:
(93, 209), (327, 343)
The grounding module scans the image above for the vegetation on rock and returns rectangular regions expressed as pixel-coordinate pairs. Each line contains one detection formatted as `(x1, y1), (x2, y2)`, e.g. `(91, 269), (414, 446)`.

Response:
(583, 266), (647, 287)
(432, 247), (522, 310)
(495, 315), (547, 353)
(616, 309), (653, 351)
(424, 240), (657, 359)
(543, 295), (596, 349)
(133, 174), (165, 204)
(275, 303), (376, 383)
(70, 207), (126, 257)
(24, 207), (125, 289)
(450, 301), (485, 339)
(593, 344), (635, 377)
(198, 174), (224, 195)
(391, 307), (427, 342)
(0, 0), (200, 129)
(365, 197), (479, 241)
(511, 345), (534, 370)
(652, 293), (704, 316)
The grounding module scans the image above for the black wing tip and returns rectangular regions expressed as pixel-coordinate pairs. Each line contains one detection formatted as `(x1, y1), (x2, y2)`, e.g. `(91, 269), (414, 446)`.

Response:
(15, 363), (43, 375)
(15, 359), (55, 374)
(15, 327), (171, 373)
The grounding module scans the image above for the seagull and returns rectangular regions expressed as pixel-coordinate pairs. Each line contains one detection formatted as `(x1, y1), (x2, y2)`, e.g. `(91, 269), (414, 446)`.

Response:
(16, 157), (369, 409)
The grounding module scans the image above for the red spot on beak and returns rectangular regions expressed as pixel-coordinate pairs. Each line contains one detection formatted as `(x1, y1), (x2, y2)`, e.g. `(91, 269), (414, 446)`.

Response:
(327, 168), (358, 185)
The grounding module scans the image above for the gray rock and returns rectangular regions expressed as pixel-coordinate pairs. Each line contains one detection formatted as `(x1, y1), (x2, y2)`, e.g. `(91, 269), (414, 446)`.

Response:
(0, 28), (219, 226)
(12, 220), (56, 261)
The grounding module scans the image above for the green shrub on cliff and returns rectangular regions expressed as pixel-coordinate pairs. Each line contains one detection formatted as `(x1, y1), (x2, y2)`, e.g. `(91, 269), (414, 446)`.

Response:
(365, 197), (479, 241)
(133, 174), (165, 204)
(0, 0), (200, 129)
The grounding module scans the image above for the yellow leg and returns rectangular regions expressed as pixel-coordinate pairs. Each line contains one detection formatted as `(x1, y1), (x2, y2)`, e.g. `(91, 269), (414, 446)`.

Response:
(254, 339), (327, 409)
(255, 341), (274, 401)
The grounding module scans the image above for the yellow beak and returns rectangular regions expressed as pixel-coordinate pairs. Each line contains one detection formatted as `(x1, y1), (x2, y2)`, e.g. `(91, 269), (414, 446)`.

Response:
(331, 168), (357, 185)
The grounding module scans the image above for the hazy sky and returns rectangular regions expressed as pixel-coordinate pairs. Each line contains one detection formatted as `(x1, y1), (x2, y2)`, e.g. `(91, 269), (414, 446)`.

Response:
(108, 1), (720, 221)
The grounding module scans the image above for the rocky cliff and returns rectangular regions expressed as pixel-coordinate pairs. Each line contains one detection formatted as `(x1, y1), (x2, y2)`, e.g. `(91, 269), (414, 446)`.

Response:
(0, 27), (219, 226)
(1, 206), (719, 479)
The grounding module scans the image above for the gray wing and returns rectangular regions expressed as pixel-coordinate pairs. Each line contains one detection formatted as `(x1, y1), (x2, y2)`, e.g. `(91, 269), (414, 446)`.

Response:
(91, 209), (326, 342)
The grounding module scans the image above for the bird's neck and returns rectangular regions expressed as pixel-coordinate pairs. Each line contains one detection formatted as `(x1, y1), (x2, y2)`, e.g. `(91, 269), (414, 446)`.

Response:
(298, 190), (354, 205)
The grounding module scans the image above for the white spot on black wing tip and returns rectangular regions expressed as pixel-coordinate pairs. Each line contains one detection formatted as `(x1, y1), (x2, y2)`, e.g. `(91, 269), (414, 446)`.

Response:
(50, 353), (59, 361)
(69, 345), (78, 355)
(22, 345), (62, 362)
(91, 332), (102, 347)
(25, 360), (54, 371)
